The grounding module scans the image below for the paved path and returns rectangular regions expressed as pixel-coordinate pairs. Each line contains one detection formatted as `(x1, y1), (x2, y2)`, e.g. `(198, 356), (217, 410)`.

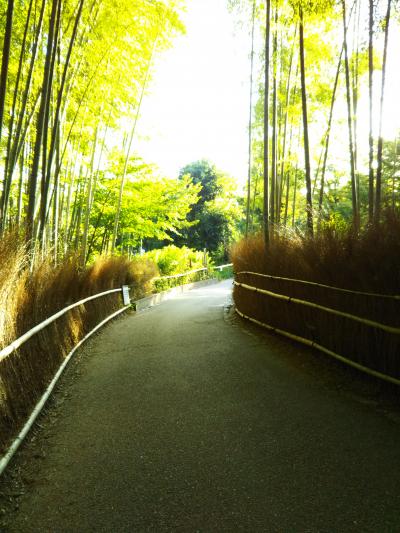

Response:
(1, 280), (400, 532)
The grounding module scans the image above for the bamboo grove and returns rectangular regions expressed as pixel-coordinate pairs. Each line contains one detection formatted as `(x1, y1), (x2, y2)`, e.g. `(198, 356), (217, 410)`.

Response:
(232, 0), (400, 240)
(0, 0), (197, 263)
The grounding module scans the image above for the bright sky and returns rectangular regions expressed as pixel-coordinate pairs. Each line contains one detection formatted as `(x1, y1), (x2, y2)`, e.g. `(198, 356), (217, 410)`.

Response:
(134, 1), (400, 188)
(135, 0), (250, 186)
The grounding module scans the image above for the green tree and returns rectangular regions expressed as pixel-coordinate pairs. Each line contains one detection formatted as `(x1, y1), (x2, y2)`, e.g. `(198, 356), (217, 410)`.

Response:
(0, 0), (186, 262)
(86, 157), (200, 260)
(174, 160), (243, 261)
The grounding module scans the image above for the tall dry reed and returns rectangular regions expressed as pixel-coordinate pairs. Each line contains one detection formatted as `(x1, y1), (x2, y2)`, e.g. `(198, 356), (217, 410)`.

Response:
(0, 241), (158, 453)
(231, 213), (400, 383)
(231, 212), (400, 295)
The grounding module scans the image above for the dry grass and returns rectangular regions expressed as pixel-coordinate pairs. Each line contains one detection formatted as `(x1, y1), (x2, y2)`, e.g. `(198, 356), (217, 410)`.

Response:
(231, 212), (400, 295)
(0, 240), (157, 453)
(0, 232), (27, 349)
(231, 212), (400, 382)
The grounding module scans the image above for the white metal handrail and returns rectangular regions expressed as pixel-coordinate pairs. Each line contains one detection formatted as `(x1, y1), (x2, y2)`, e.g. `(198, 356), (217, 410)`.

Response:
(0, 263), (233, 361)
(0, 265), (233, 362)
(152, 267), (207, 282)
(0, 264), (231, 476)
(214, 263), (233, 271)
(0, 287), (124, 363)
(0, 303), (129, 477)
(152, 263), (233, 282)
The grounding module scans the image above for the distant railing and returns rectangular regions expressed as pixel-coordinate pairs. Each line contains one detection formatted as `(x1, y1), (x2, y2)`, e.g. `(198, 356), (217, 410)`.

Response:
(214, 263), (233, 272)
(152, 267), (208, 282)
(153, 263), (233, 280)
(1, 264), (234, 362)
(151, 264), (233, 291)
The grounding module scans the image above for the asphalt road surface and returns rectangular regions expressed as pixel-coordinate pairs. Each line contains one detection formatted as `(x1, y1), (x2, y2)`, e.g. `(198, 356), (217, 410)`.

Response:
(1, 279), (400, 532)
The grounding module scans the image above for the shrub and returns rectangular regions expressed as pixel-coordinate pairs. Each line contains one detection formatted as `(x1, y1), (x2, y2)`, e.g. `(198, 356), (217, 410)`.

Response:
(231, 213), (400, 295)
(144, 245), (212, 276)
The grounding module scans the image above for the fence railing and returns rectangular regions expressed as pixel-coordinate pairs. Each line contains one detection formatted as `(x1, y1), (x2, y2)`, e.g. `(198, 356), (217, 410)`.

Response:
(0, 287), (128, 363)
(0, 264), (232, 475)
(234, 280), (400, 335)
(1, 263), (233, 362)
(0, 285), (131, 476)
(152, 267), (207, 282)
(214, 263), (233, 272)
(151, 264), (233, 291)
(152, 263), (233, 281)
(236, 271), (400, 300)
(234, 272), (400, 386)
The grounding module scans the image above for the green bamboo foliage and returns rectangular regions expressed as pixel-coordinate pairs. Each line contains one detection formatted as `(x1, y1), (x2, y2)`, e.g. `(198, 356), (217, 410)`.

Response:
(233, 0), (399, 234)
(0, 0), (190, 262)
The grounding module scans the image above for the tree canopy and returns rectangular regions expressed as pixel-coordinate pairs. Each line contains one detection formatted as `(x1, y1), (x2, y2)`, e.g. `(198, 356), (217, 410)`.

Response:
(231, 0), (400, 238)
(0, 0), (188, 262)
(174, 160), (243, 261)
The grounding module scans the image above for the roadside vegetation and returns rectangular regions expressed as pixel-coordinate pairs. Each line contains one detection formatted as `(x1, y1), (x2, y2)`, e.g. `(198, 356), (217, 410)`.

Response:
(0, 233), (157, 452)
(0, 234), (222, 453)
(231, 212), (400, 295)
(1, 0), (400, 455)
(0, 0), (243, 454)
(229, 0), (400, 295)
(145, 245), (213, 291)
(229, 0), (400, 382)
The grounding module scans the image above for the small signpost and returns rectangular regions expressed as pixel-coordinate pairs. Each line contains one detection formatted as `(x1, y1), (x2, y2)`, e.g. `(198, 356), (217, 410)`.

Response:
(122, 285), (131, 306)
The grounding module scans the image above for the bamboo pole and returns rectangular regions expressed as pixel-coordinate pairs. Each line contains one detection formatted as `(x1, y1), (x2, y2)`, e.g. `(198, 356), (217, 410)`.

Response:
(236, 271), (400, 300)
(234, 280), (400, 334)
(235, 307), (400, 386)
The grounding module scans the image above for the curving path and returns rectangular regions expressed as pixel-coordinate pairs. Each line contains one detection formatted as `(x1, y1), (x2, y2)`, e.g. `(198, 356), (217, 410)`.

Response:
(1, 279), (400, 532)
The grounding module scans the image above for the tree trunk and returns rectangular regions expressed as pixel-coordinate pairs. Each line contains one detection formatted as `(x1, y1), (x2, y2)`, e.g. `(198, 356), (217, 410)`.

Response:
(283, 122), (294, 226)
(342, 0), (358, 228)
(52, 107), (61, 263)
(27, 0), (60, 247)
(352, 0), (361, 202)
(277, 26), (296, 226)
(270, 6), (278, 228)
(0, 0), (33, 233)
(318, 45), (343, 225)
(375, 0), (392, 222)
(292, 164), (299, 228)
(41, 0), (85, 244)
(39, 0), (62, 247)
(0, 0), (14, 146)
(298, 7), (313, 235)
(16, 146), (26, 227)
(82, 125), (99, 264)
(368, 0), (374, 222)
(5, 0), (46, 221)
(245, 0), (256, 236)
(263, 0), (271, 247)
